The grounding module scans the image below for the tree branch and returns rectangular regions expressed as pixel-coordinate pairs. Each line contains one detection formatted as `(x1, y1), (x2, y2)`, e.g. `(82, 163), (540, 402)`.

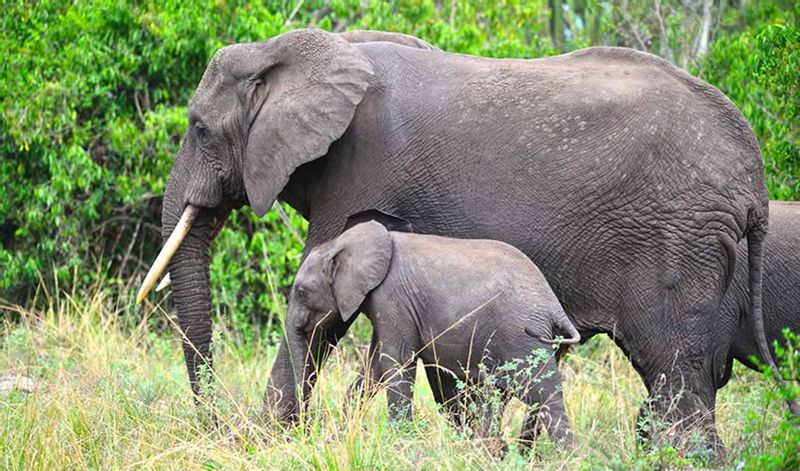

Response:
(654, 0), (676, 63)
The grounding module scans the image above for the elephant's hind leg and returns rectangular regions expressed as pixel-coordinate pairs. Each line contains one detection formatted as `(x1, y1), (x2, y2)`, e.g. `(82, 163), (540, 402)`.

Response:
(616, 247), (733, 457)
(517, 357), (574, 449)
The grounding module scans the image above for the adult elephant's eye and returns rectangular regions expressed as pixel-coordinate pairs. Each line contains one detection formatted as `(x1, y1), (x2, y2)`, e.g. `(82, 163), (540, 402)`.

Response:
(195, 124), (210, 144)
(296, 287), (307, 299)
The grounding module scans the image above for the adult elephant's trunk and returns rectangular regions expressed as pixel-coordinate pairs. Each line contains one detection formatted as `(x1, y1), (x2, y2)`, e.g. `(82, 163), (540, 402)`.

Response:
(138, 141), (230, 397)
(153, 203), (220, 396)
(167, 213), (216, 396)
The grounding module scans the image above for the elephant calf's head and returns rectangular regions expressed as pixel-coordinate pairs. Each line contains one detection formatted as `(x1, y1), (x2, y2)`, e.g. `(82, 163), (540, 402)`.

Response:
(285, 221), (393, 402)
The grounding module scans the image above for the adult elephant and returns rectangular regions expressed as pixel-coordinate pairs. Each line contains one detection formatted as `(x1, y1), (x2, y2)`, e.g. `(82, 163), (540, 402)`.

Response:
(136, 28), (786, 448)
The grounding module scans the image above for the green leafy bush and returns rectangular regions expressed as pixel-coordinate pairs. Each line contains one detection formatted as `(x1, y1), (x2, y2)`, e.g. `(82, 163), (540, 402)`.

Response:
(0, 0), (303, 323)
(702, 1), (799, 200)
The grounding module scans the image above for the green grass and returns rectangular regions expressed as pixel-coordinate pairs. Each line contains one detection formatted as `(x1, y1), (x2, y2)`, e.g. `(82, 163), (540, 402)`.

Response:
(0, 287), (792, 470)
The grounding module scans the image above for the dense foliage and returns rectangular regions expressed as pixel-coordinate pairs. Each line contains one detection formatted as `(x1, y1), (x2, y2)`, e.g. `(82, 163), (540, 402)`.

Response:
(702, 0), (800, 200)
(1, 0), (798, 341)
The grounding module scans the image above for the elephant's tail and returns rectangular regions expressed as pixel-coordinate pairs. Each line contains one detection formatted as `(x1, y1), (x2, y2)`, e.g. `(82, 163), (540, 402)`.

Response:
(747, 218), (800, 415)
(527, 311), (581, 345)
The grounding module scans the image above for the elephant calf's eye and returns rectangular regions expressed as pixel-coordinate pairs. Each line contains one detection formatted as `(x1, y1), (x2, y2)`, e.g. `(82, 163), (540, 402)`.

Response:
(296, 287), (307, 299)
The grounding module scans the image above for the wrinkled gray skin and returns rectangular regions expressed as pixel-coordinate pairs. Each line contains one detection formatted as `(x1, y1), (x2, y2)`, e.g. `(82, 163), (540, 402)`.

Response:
(527, 201), (800, 442)
(286, 221), (577, 446)
(723, 201), (800, 378)
(157, 28), (778, 448)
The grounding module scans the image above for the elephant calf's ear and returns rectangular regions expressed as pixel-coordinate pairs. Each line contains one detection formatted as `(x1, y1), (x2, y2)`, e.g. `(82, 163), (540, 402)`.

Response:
(243, 29), (375, 216)
(331, 221), (393, 321)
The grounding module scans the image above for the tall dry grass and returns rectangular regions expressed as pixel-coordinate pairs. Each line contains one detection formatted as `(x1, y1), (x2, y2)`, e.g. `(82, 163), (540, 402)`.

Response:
(0, 285), (788, 469)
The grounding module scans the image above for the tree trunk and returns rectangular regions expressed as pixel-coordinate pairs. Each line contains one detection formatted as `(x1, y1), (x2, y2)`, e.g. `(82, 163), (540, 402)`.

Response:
(694, 0), (714, 58)
(588, 1), (602, 46)
(550, 0), (564, 51)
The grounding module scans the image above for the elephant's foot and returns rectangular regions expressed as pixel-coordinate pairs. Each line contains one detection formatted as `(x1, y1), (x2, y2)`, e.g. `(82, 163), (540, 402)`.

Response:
(477, 436), (508, 457)
(636, 390), (724, 463)
(262, 383), (300, 426)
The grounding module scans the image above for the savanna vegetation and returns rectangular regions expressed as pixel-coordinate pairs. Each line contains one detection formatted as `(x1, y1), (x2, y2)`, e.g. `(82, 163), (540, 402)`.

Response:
(1, 1), (799, 468)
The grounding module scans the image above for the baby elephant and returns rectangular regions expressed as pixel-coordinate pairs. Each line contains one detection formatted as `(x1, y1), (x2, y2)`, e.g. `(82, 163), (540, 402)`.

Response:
(285, 221), (579, 446)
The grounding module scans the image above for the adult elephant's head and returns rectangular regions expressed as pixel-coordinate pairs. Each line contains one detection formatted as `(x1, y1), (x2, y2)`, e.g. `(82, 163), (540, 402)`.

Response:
(136, 29), (374, 396)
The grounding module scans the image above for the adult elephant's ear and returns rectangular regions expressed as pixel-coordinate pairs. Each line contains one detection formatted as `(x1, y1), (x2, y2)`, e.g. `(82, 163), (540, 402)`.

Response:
(242, 29), (374, 216)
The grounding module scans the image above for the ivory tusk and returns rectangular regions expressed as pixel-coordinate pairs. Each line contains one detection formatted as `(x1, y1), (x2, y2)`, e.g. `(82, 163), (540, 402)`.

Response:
(155, 273), (171, 292)
(136, 205), (199, 304)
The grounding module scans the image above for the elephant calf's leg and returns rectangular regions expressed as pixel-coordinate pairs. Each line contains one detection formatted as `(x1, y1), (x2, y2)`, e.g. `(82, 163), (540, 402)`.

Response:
(467, 394), (508, 456)
(519, 408), (543, 452)
(521, 361), (574, 448)
(346, 334), (383, 405)
(377, 342), (418, 422)
(423, 364), (470, 429)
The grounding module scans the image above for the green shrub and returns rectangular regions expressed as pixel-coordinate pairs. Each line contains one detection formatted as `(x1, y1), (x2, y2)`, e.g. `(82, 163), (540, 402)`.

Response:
(0, 0), (300, 326)
(702, 0), (799, 200)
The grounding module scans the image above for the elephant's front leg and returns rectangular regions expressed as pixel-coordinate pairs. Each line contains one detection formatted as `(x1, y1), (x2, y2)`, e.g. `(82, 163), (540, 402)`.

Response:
(346, 332), (382, 405)
(376, 340), (418, 422)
